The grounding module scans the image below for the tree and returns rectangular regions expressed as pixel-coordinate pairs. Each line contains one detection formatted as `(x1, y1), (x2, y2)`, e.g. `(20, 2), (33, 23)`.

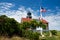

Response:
(0, 15), (20, 36)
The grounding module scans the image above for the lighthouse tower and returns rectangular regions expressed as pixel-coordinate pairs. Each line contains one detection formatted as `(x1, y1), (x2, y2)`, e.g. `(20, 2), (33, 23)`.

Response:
(21, 11), (32, 22)
(27, 11), (32, 19)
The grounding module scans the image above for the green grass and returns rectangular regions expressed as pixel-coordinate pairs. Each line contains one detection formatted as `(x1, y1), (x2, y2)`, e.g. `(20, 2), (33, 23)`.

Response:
(39, 31), (60, 40)
(0, 31), (60, 40)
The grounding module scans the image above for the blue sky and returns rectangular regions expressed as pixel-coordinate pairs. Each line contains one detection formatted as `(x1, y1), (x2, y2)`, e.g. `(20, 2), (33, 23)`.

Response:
(0, 0), (60, 10)
(0, 0), (60, 30)
(0, 0), (60, 16)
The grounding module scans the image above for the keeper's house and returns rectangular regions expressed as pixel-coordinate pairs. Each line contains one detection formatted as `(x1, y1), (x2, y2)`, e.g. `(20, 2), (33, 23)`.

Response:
(21, 12), (49, 31)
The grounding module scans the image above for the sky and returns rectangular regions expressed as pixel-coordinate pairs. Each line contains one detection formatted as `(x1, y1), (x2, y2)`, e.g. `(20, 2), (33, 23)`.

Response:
(0, 0), (60, 30)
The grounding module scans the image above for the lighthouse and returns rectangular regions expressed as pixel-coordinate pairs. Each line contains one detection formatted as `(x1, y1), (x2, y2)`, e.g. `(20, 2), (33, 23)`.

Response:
(27, 11), (32, 19)
(21, 11), (32, 22)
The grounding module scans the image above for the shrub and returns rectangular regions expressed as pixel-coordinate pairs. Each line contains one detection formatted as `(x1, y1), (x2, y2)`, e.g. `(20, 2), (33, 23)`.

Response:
(21, 30), (40, 40)
(51, 30), (57, 35)
(0, 15), (21, 37)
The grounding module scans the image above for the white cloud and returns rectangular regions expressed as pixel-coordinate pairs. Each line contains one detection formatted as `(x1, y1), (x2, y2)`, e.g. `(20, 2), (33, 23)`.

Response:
(44, 15), (60, 30)
(9, 7), (39, 22)
(0, 2), (14, 11)
(8, 7), (27, 22)
(43, 7), (60, 30)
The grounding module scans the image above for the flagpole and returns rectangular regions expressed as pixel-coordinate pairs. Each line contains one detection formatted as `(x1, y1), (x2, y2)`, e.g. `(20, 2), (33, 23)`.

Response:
(40, 6), (43, 36)
(40, 0), (42, 20)
(40, 0), (43, 36)
(40, 0), (45, 37)
(40, 7), (42, 20)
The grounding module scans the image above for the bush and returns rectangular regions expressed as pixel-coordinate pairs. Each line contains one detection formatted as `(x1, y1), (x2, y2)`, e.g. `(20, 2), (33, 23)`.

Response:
(51, 30), (57, 35)
(0, 15), (40, 40)
(0, 15), (21, 37)
(32, 32), (40, 40)
(21, 30), (40, 40)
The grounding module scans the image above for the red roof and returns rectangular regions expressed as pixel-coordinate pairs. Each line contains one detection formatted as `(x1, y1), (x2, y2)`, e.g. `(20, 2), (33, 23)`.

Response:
(21, 18), (32, 22)
(21, 18), (48, 24)
(41, 19), (48, 24)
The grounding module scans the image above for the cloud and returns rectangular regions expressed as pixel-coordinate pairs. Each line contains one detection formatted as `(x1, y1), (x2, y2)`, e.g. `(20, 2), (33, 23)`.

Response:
(43, 7), (60, 30)
(9, 6), (39, 22)
(0, 2), (14, 10)
(7, 6), (27, 22)
(43, 15), (60, 30)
